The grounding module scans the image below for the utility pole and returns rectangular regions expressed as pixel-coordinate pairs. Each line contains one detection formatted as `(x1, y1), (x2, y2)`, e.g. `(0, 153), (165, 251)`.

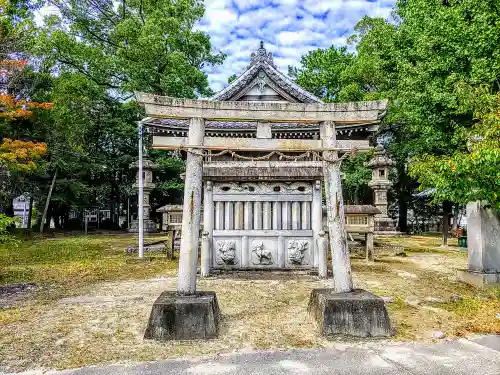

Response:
(138, 121), (144, 258)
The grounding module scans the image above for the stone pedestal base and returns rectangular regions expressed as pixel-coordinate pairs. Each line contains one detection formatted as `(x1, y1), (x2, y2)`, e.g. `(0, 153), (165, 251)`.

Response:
(308, 289), (392, 338)
(129, 219), (157, 233)
(144, 291), (220, 341)
(457, 269), (500, 288)
(375, 217), (397, 233)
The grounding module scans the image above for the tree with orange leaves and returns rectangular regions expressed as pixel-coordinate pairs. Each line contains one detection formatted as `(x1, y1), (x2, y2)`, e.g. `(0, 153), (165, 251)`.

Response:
(0, 138), (46, 172)
(0, 59), (50, 174)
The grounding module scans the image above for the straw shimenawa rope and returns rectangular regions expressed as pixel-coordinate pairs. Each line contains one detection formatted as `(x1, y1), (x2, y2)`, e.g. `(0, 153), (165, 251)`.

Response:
(177, 147), (357, 163)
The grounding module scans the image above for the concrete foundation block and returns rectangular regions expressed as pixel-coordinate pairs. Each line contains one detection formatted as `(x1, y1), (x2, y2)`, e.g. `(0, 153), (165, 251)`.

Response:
(308, 288), (392, 338)
(457, 269), (500, 288)
(144, 291), (220, 341)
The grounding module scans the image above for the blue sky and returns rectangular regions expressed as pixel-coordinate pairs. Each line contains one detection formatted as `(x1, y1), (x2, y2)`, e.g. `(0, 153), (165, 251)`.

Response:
(38, 0), (395, 92)
(200, 0), (395, 91)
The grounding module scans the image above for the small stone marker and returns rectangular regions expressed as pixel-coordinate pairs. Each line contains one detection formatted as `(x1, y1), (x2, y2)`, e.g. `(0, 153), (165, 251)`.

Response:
(457, 201), (500, 288)
(431, 331), (445, 339)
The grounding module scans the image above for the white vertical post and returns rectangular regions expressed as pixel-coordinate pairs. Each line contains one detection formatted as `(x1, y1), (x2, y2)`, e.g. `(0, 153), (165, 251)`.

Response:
(215, 201), (224, 230)
(317, 231), (327, 278)
(254, 202), (262, 229)
(321, 120), (353, 293)
(224, 202), (234, 230)
(292, 202), (301, 230)
(244, 201), (253, 230)
(234, 201), (244, 229)
(273, 202), (282, 230)
(138, 121), (144, 258)
(178, 117), (205, 295)
(282, 202), (291, 230)
(301, 202), (311, 230)
(242, 235), (249, 268)
(312, 180), (322, 267)
(201, 181), (213, 277)
(263, 202), (272, 230)
(278, 235), (285, 267)
(201, 231), (210, 276)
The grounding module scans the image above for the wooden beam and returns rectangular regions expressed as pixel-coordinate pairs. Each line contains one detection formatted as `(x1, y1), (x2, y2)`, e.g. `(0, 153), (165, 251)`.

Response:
(136, 92), (388, 124)
(152, 136), (370, 152)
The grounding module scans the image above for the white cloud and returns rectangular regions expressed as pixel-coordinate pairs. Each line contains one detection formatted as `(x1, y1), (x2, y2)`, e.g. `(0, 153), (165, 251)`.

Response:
(202, 0), (396, 92)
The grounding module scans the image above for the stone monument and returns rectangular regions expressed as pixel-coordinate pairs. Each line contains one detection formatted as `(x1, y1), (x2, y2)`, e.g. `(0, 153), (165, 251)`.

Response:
(129, 158), (157, 233)
(457, 201), (500, 287)
(366, 144), (397, 233)
(137, 42), (392, 340)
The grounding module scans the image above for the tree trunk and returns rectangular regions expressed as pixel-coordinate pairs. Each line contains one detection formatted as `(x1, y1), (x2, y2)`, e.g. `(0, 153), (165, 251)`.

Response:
(354, 190), (360, 205)
(452, 203), (459, 230)
(40, 168), (58, 234)
(27, 196), (34, 229)
(442, 200), (452, 246)
(398, 199), (408, 233)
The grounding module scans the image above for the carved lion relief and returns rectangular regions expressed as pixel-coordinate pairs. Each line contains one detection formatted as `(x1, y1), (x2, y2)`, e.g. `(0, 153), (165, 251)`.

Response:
(216, 240), (237, 265)
(288, 240), (308, 265)
(251, 241), (273, 265)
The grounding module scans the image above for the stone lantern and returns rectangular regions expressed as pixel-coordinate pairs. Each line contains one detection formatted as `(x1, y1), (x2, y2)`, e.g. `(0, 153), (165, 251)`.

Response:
(129, 158), (157, 233)
(366, 144), (397, 233)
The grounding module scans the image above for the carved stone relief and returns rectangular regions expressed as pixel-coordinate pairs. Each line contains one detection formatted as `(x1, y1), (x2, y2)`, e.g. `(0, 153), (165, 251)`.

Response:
(251, 241), (273, 265)
(213, 182), (312, 195)
(288, 240), (308, 265)
(216, 240), (237, 265)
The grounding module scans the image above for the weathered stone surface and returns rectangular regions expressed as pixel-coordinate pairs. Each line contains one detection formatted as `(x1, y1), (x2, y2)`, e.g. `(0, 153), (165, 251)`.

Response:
(457, 269), (500, 288)
(128, 219), (157, 233)
(424, 297), (443, 303)
(125, 244), (166, 255)
(308, 289), (392, 338)
(466, 202), (500, 273)
(458, 202), (500, 288)
(137, 92), (388, 124)
(144, 291), (220, 341)
(203, 162), (324, 181)
(404, 295), (421, 307)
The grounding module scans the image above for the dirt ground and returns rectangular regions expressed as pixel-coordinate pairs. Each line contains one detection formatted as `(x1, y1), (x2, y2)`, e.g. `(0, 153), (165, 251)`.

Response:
(0, 236), (499, 372)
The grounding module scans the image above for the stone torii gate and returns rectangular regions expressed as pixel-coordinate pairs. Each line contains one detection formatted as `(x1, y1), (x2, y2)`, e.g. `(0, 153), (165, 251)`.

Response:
(138, 94), (392, 340)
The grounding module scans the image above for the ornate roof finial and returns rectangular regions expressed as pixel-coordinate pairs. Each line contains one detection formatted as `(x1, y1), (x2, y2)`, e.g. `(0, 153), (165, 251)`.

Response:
(249, 41), (276, 68)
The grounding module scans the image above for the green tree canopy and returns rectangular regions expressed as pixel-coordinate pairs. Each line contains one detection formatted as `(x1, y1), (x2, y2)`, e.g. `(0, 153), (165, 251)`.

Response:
(288, 46), (357, 102)
(34, 0), (225, 98)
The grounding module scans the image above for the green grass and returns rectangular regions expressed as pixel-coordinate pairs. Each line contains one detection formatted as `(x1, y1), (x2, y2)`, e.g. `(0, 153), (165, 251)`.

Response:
(0, 234), (178, 297)
(437, 289), (500, 335)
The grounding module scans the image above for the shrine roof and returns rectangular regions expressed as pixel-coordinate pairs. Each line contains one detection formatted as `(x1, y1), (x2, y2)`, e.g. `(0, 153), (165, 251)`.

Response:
(211, 41), (322, 104)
